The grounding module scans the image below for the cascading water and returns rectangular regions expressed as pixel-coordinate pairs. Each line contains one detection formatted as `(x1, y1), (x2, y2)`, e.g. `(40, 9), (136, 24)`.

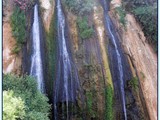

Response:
(30, 4), (44, 93)
(53, 0), (82, 119)
(106, 18), (127, 120)
(102, 0), (127, 119)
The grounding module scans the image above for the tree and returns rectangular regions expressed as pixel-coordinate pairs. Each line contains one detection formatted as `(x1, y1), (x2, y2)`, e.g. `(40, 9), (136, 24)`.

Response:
(3, 90), (25, 120)
(3, 74), (51, 120)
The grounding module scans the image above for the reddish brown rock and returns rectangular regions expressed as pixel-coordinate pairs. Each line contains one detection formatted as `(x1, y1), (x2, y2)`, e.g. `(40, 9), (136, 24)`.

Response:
(3, 0), (22, 75)
(109, 1), (157, 119)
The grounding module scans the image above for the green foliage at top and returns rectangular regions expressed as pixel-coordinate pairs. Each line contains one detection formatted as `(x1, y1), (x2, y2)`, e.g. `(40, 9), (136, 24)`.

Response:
(63, 0), (96, 15)
(105, 85), (114, 120)
(11, 6), (26, 54)
(77, 17), (94, 40)
(3, 90), (25, 120)
(3, 74), (51, 120)
(128, 77), (139, 90)
(132, 5), (153, 15)
(132, 4), (157, 51)
(123, 1), (157, 52)
(115, 6), (126, 27)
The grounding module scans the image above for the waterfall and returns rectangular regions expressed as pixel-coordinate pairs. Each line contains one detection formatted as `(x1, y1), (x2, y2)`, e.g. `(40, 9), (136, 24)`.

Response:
(106, 16), (127, 120)
(102, 0), (127, 119)
(30, 4), (44, 93)
(53, 0), (81, 119)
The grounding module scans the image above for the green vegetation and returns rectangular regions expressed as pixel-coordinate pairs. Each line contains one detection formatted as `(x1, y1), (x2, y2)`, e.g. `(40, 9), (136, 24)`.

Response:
(123, 1), (157, 52)
(45, 12), (57, 99)
(86, 91), (96, 118)
(11, 44), (21, 54)
(77, 17), (94, 40)
(62, 0), (96, 15)
(3, 74), (51, 120)
(128, 77), (139, 90)
(11, 6), (26, 54)
(105, 85), (114, 120)
(115, 6), (126, 27)
(140, 71), (145, 80)
(132, 4), (157, 51)
(3, 90), (25, 120)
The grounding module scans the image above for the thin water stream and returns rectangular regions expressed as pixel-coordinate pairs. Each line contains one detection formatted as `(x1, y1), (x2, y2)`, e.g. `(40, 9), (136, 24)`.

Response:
(30, 4), (44, 93)
(102, 0), (127, 119)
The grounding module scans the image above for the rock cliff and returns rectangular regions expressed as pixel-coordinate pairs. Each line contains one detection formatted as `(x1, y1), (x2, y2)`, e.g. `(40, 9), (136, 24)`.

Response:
(109, 0), (157, 119)
(3, 0), (157, 119)
(3, 0), (22, 74)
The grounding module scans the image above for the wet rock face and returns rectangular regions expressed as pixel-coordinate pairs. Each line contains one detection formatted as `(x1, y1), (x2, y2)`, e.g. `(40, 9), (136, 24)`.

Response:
(109, 1), (157, 119)
(40, 0), (55, 32)
(3, 0), (157, 119)
(125, 90), (135, 107)
(125, 83), (144, 120)
(63, 4), (112, 119)
(61, 0), (157, 119)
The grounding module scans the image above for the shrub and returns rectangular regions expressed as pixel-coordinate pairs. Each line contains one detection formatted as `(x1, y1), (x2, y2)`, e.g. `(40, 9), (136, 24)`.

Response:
(3, 74), (51, 120)
(128, 77), (139, 90)
(3, 90), (25, 120)
(105, 85), (113, 120)
(11, 45), (21, 54)
(115, 6), (126, 27)
(77, 17), (94, 40)
(11, 6), (26, 54)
